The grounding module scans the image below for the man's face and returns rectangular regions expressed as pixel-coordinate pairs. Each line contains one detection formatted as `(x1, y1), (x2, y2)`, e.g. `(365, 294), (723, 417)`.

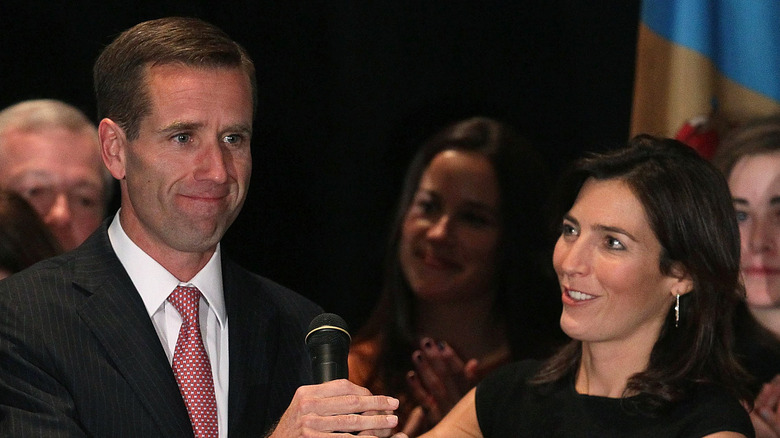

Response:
(107, 64), (253, 262)
(0, 127), (106, 250)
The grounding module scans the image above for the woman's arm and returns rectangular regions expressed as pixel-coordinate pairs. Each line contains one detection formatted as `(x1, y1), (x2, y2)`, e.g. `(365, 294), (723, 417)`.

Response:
(414, 388), (482, 438)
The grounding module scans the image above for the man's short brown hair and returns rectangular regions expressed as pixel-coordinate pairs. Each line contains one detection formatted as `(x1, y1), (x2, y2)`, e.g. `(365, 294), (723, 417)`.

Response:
(94, 17), (257, 140)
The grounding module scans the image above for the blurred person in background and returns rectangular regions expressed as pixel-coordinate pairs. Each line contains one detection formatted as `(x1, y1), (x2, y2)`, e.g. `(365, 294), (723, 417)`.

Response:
(0, 99), (113, 251)
(349, 117), (566, 435)
(713, 115), (780, 437)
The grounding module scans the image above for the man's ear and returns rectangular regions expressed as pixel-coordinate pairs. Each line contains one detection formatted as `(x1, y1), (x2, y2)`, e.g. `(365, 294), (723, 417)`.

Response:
(669, 262), (694, 297)
(99, 118), (127, 180)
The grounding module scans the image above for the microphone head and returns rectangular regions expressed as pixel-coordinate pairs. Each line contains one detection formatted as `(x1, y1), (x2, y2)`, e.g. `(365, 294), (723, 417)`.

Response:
(306, 313), (351, 382)
(305, 313), (351, 344)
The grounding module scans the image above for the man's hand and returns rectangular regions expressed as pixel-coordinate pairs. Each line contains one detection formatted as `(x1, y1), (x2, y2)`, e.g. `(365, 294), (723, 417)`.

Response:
(269, 379), (399, 437)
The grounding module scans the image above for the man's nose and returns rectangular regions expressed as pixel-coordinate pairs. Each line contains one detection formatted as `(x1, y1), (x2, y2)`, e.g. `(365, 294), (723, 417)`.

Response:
(195, 141), (229, 184)
(44, 193), (73, 226)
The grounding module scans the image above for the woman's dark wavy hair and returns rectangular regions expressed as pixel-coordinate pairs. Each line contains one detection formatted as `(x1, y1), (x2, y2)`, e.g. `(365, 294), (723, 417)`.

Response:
(532, 135), (752, 410)
(355, 116), (566, 399)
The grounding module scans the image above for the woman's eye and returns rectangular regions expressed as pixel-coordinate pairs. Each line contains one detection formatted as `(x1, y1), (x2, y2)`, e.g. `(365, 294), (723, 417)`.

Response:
(409, 192), (438, 215)
(735, 210), (748, 222)
(606, 236), (625, 250)
(459, 211), (490, 227)
(416, 200), (436, 214)
(561, 223), (577, 236)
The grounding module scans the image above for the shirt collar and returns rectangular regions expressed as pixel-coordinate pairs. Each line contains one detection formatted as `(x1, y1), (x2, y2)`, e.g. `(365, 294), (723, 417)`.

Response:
(107, 211), (227, 328)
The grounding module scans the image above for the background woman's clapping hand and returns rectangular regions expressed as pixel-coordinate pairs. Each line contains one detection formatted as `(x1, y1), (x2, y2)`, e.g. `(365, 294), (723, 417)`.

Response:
(401, 338), (479, 436)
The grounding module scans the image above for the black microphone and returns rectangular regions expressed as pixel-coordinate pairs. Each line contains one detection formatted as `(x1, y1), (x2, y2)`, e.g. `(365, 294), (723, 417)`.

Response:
(305, 313), (351, 383)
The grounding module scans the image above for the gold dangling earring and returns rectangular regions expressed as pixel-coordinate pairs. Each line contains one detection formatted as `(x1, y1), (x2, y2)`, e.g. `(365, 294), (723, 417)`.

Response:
(675, 294), (680, 328)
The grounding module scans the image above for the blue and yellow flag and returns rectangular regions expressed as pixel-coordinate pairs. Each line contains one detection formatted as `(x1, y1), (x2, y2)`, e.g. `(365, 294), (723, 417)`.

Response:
(631, 0), (780, 139)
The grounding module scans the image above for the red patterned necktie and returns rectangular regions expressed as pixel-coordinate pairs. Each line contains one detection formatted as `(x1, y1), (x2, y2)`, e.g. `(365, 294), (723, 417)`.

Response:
(168, 285), (218, 438)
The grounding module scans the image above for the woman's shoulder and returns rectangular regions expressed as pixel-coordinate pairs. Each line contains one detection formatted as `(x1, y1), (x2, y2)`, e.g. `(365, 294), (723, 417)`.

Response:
(683, 383), (751, 413)
(665, 383), (755, 437)
(476, 359), (545, 403)
(474, 359), (565, 437)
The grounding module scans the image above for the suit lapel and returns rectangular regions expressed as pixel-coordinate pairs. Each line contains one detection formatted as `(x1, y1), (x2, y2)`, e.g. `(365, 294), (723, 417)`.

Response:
(223, 259), (274, 434)
(73, 226), (192, 436)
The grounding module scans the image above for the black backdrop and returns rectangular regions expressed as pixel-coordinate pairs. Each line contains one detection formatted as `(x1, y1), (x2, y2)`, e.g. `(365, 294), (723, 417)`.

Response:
(1, 1), (641, 330)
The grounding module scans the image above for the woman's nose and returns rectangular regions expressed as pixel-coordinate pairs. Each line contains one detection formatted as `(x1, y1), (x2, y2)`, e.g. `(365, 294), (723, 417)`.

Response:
(426, 215), (452, 241)
(555, 238), (589, 277)
(748, 216), (775, 253)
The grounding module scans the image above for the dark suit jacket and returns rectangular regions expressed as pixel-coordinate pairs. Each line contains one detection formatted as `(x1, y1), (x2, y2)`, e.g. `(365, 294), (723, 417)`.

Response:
(0, 222), (322, 437)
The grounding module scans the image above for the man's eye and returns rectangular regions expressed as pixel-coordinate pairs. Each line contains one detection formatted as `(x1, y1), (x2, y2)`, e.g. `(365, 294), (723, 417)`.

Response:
(223, 134), (241, 144)
(173, 133), (191, 143)
(75, 196), (101, 208)
(25, 187), (53, 199)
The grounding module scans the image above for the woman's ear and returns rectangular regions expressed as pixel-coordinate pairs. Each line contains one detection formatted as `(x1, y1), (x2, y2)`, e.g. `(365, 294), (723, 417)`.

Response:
(669, 262), (694, 297)
(98, 118), (127, 180)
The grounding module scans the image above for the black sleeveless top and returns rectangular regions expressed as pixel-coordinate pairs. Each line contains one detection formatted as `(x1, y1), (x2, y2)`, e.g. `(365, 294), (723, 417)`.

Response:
(476, 360), (754, 438)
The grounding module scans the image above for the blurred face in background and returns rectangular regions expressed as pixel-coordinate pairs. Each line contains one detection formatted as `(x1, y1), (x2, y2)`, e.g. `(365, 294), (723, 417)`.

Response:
(728, 150), (780, 307)
(0, 127), (106, 251)
(399, 150), (501, 304)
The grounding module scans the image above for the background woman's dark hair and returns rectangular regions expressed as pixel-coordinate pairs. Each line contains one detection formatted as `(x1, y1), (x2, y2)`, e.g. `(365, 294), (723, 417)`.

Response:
(0, 191), (62, 275)
(355, 116), (566, 399)
(532, 135), (752, 410)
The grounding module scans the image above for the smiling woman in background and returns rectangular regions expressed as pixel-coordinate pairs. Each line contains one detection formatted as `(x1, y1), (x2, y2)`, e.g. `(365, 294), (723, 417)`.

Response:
(397, 135), (755, 438)
(349, 117), (566, 435)
(713, 115), (780, 437)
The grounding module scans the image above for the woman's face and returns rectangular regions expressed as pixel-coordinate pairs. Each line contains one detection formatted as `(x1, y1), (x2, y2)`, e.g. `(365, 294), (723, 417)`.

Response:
(399, 149), (501, 304)
(552, 178), (690, 347)
(728, 150), (780, 307)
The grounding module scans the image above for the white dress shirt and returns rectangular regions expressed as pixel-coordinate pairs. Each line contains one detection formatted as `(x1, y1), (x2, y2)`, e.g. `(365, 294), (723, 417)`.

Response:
(107, 212), (230, 437)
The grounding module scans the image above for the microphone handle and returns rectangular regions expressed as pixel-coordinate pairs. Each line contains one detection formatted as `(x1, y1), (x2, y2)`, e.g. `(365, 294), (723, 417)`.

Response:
(310, 343), (349, 382)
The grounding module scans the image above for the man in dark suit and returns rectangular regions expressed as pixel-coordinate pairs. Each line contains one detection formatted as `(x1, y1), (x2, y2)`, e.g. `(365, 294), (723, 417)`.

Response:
(0, 17), (398, 437)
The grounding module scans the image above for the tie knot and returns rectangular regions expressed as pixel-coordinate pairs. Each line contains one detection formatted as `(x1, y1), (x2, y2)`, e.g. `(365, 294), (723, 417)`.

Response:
(168, 285), (202, 325)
